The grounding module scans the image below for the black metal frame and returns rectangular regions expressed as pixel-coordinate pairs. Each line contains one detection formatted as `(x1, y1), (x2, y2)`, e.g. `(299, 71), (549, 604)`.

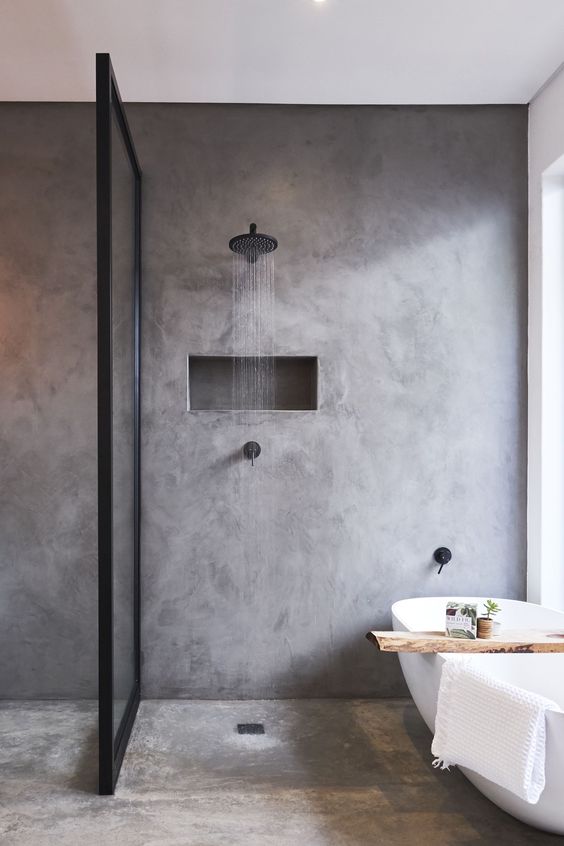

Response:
(97, 52), (142, 796)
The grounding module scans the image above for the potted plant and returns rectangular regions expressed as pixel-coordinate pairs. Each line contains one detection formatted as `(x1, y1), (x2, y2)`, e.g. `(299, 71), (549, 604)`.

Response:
(477, 599), (501, 639)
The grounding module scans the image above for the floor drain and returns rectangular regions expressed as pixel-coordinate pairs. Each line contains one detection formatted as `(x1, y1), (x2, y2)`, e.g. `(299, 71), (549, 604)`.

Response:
(237, 723), (265, 735)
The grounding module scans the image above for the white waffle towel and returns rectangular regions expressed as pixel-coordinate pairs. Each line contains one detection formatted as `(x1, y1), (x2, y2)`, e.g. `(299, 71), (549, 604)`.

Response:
(431, 659), (560, 804)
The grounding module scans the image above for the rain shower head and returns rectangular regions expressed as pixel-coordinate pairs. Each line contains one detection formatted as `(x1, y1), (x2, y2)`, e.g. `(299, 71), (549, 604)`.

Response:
(229, 223), (278, 262)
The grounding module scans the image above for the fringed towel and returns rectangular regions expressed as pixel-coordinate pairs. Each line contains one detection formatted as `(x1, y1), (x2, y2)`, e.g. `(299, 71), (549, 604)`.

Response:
(431, 659), (560, 804)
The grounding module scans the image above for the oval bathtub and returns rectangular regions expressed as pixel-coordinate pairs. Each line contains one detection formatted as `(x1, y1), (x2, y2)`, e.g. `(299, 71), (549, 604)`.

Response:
(392, 596), (564, 835)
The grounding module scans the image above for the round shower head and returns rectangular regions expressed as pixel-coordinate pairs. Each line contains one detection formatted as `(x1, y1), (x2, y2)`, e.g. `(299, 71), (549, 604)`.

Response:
(229, 223), (278, 260)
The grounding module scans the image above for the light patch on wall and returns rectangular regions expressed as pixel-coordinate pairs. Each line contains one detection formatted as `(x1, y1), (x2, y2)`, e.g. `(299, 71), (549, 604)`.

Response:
(536, 166), (564, 610)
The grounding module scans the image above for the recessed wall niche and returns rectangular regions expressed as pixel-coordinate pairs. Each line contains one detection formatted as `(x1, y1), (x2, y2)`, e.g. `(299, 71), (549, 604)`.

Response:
(187, 355), (318, 411)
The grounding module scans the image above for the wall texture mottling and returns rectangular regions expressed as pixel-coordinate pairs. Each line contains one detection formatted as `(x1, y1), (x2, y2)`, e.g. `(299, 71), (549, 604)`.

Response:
(0, 104), (528, 699)
(0, 105), (97, 697)
(130, 104), (528, 698)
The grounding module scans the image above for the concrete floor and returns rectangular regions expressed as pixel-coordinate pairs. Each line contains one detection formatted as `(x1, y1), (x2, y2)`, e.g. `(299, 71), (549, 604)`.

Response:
(0, 700), (562, 846)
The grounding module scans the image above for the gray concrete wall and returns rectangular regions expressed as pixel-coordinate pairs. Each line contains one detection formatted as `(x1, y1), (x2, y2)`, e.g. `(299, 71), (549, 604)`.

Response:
(0, 104), (97, 697)
(0, 103), (528, 699)
(130, 104), (528, 698)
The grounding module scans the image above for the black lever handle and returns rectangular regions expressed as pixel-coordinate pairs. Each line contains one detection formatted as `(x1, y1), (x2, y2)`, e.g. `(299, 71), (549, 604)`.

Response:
(243, 441), (261, 466)
(434, 547), (452, 574)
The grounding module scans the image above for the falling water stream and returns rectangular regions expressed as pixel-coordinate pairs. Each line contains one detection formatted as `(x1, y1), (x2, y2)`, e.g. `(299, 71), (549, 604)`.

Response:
(231, 246), (276, 599)
(232, 250), (275, 412)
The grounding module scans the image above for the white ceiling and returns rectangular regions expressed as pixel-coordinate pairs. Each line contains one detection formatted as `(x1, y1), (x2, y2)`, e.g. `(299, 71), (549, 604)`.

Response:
(1, 0), (564, 104)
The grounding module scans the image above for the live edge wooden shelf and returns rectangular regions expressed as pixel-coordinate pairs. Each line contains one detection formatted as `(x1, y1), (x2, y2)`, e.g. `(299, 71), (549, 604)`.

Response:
(366, 630), (564, 654)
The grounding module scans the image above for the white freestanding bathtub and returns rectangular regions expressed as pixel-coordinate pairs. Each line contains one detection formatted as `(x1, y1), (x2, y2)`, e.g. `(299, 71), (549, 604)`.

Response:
(393, 596), (564, 834)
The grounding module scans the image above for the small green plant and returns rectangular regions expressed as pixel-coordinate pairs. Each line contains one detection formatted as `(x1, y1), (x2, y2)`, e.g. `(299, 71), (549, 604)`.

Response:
(482, 599), (501, 619)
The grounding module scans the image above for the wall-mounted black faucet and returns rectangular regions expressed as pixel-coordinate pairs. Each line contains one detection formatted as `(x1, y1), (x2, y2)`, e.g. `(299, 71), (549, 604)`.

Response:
(434, 547), (452, 574)
(243, 441), (261, 466)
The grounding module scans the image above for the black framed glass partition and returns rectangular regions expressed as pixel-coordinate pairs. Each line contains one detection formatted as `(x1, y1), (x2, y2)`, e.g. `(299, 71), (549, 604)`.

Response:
(96, 53), (142, 795)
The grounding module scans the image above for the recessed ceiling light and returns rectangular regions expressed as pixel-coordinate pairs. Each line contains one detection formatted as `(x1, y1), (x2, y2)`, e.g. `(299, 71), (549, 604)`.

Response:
(313, 0), (326, 3)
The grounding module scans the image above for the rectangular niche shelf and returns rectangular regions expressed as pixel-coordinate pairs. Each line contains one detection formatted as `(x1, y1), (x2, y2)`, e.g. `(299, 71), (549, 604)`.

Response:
(187, 355), (318, 411)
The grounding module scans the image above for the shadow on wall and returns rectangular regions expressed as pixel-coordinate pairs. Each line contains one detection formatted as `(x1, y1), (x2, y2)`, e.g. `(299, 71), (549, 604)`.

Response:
(270, 633), (409, 700)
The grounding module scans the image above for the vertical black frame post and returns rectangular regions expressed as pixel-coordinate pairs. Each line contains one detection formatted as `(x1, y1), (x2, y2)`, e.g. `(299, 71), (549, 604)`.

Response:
(97, 52), (142, 795)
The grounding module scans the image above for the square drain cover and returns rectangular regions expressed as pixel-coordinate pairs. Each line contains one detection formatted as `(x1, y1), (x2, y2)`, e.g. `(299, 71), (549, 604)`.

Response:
(237, 723), (265, 735)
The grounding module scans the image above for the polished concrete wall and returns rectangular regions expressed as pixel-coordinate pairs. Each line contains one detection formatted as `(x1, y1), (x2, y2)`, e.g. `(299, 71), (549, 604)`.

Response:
(0, 105), (97, 697)
(129, 104), (528, 698)
(0, 104), (527, 698)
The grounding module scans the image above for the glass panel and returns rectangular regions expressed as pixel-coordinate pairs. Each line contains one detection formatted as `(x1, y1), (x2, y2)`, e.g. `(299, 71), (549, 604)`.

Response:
(111, 109), (136, 740)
